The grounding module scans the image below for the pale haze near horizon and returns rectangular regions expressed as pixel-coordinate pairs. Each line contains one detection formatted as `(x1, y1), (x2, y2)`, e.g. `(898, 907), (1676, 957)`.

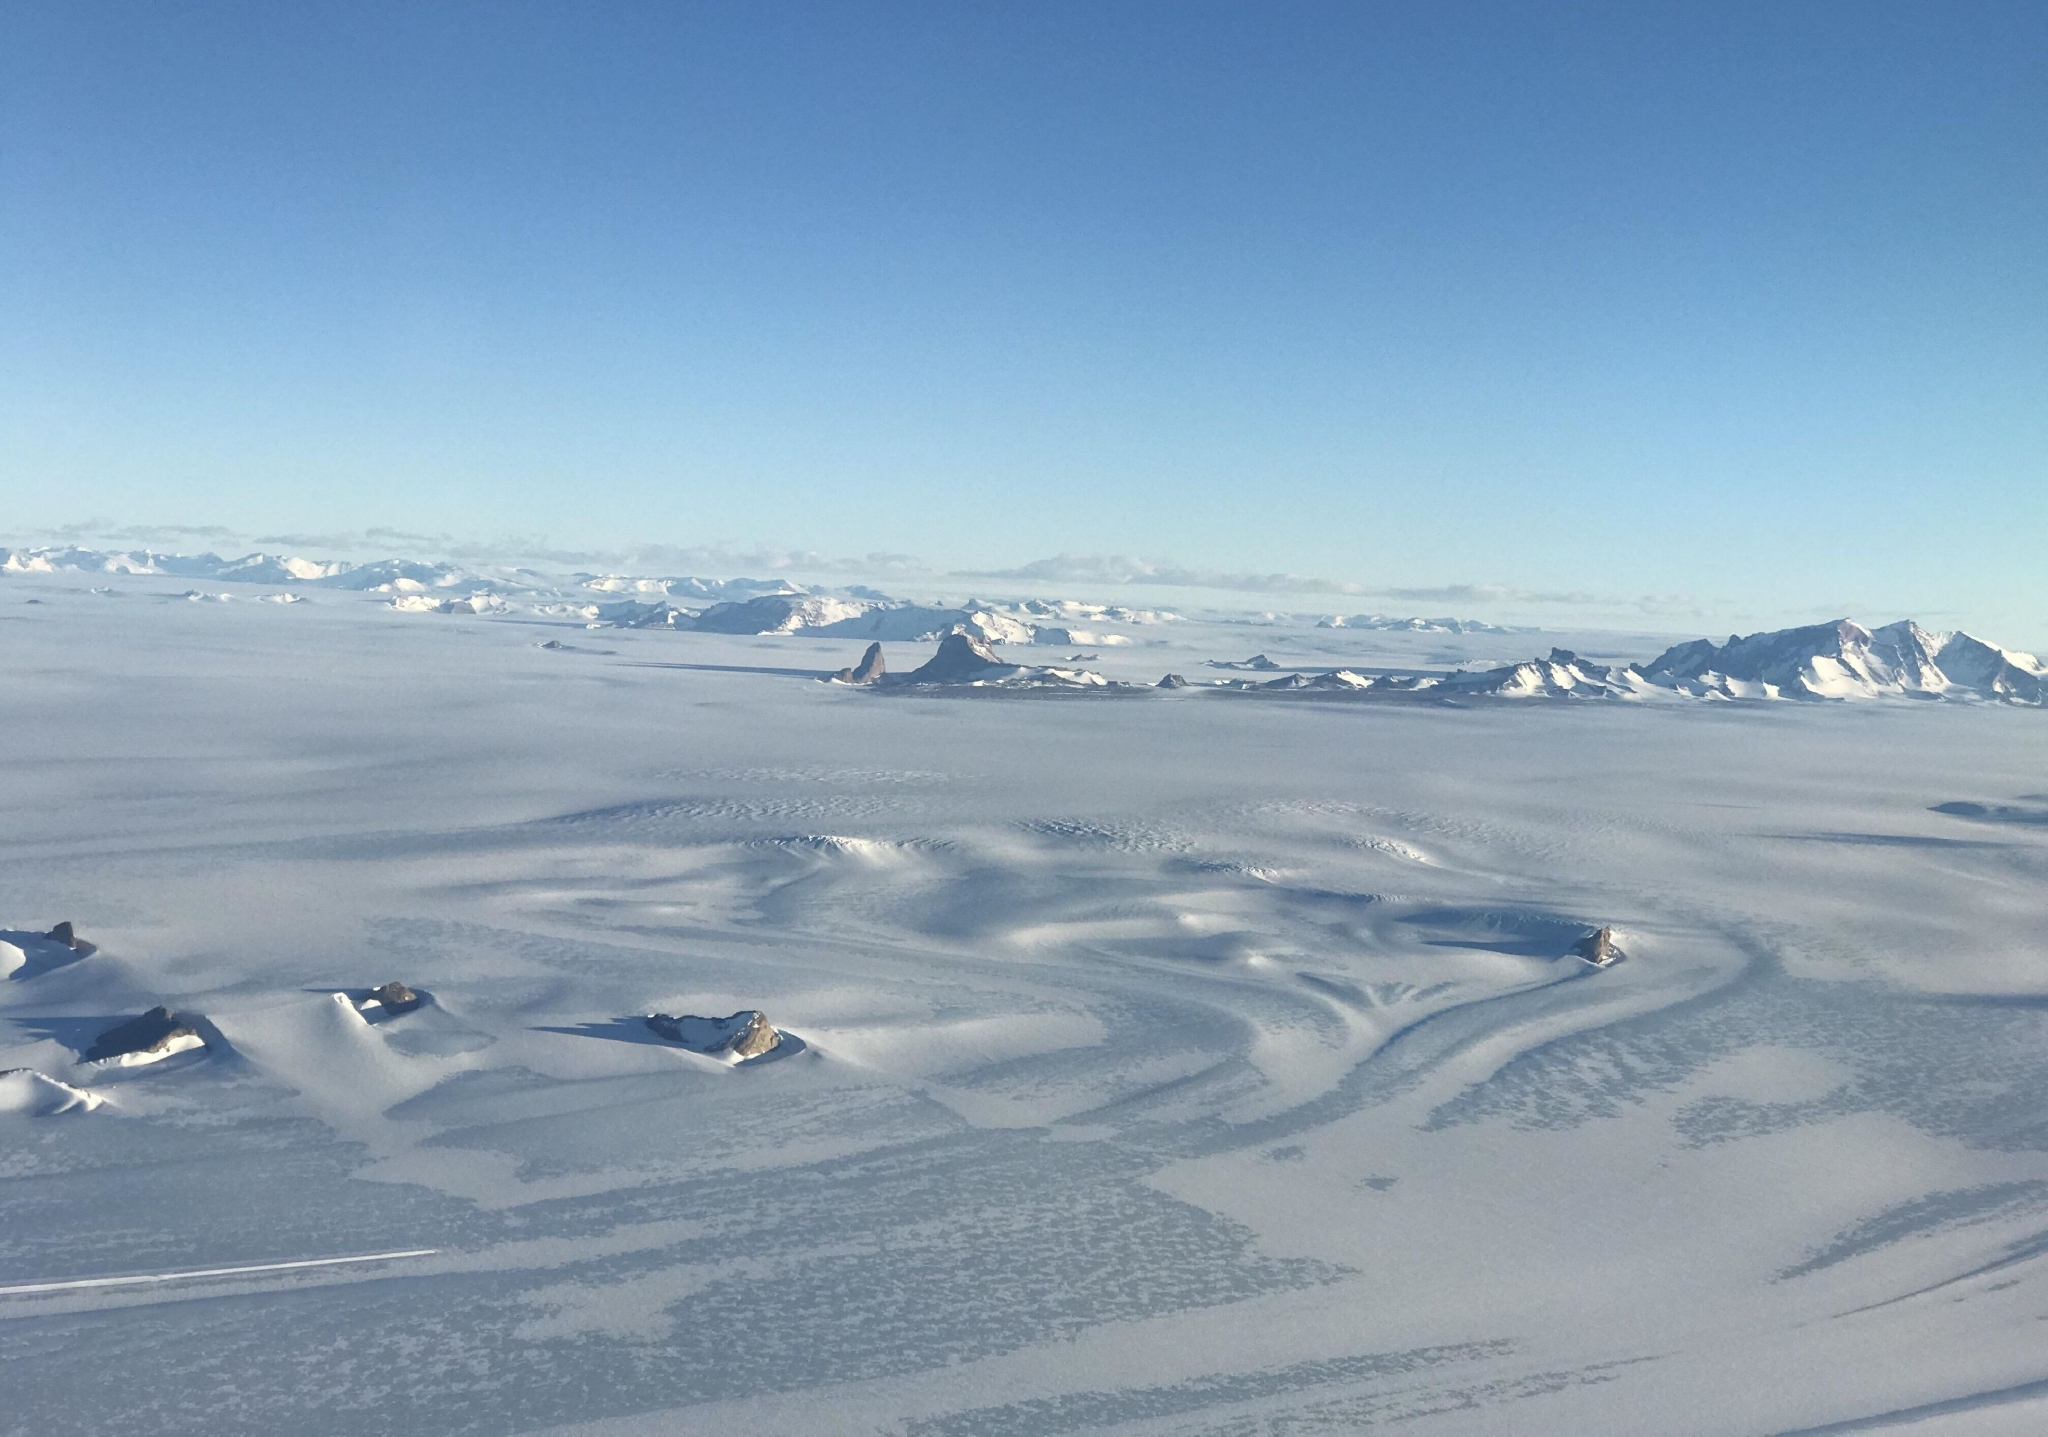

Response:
(2, 2), (2042, 642)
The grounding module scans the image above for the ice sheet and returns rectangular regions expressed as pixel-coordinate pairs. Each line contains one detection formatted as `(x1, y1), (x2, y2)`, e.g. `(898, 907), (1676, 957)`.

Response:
(4, 570), (2047, 1435)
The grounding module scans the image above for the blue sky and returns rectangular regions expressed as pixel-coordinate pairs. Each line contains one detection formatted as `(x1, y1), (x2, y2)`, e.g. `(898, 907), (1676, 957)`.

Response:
(3, 2), (2043, 637)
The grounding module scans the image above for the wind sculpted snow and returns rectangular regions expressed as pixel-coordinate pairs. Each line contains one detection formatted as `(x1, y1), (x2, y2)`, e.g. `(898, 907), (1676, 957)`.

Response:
(4, 569), (2048, 1435)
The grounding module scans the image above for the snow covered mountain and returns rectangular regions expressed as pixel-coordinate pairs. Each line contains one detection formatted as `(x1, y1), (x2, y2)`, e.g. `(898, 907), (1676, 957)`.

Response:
(1441, 649), (1650, 698)
(2, 546), (482, 592)
(1209, 624), (2044, 704)
(1639, 619), (2047, 703)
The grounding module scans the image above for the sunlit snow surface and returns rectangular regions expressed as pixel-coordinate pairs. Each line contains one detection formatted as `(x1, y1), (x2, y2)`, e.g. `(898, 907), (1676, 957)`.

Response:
(5, 575), (2048, 1436)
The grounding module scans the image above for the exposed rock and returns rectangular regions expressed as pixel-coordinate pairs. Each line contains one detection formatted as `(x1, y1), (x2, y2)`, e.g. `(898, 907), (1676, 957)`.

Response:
(368, 981), (423, 1013)
(45, 921), (97, 956)
(645, 1009), (782, 1061)
(905, 631), (1010, 683)
(1573, 927), (1622, 967)
(831, 642), (886, 685)
(83, 1007), (206, 1066)
(1157, 673), (1191, 689)
(1208, 654), (1282, 671)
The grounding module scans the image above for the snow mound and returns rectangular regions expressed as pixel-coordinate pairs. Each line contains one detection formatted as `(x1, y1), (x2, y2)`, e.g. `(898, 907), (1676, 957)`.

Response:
(0, 1068), (103, 1115)
(1639, 620), (2046, 703)
(645, 1009), (783, 1062)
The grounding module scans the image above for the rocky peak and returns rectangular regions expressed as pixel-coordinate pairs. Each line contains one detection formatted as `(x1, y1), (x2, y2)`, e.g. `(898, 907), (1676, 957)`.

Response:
(832, 642), (886, 684)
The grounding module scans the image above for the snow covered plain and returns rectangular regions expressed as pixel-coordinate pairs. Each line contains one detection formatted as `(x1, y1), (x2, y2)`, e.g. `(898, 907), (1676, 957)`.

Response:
(5, 570), (2048, 1436)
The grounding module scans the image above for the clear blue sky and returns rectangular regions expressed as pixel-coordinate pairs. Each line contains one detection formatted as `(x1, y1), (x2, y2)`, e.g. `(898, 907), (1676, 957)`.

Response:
(3, 2), (2043, 636)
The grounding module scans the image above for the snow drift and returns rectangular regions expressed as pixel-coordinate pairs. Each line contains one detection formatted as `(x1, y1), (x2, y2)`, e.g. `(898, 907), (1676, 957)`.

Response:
(0, 1068), (103, 1114)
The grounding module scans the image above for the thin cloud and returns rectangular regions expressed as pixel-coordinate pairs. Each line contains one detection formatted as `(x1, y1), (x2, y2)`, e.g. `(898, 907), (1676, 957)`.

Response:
(955, 554), (1368, 596)
(956, 555), (1693, 614)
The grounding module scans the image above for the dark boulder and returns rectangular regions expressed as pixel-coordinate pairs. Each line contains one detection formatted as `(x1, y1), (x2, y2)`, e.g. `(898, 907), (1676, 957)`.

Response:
(45, 921), (96, 956)
(370, 981), (423, 1013)
(1157, 673), (1191, 689)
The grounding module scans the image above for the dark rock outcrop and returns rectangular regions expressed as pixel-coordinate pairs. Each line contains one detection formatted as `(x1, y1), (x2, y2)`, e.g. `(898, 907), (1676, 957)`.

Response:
(831, 642), (886, 685)
(645, 1009), (781, 1060)
(1207, 654), (1282, 671)
(370, 981), (423, 1013)
(45, 921), (96, 957)
(1157, 673), (1190, 689)
(904, 631), (1010, 684)
(83, 1006), (204, 1064)
(1573, 927), (1622, 967)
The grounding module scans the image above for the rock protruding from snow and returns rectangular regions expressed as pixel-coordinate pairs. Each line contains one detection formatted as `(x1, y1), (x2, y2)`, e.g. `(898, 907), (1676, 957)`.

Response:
(366, 982), (423, 1014)
(1208, 654), (1282, 671)
(0, 1068), (103, 1115)
(1637, 620), (2046, 703)
(1, 923), (98, 977)
(907, 631), (1007, 682)
(895, 632), (1112, 689)
(45, 921), (97, 957)
(1157, 673), (1191, 689)
(645, 1009), (782, 1061)
(83, 1007), (206, 1066)
(1574, 927), (1622, 967)
(831, 643), (886, 685)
